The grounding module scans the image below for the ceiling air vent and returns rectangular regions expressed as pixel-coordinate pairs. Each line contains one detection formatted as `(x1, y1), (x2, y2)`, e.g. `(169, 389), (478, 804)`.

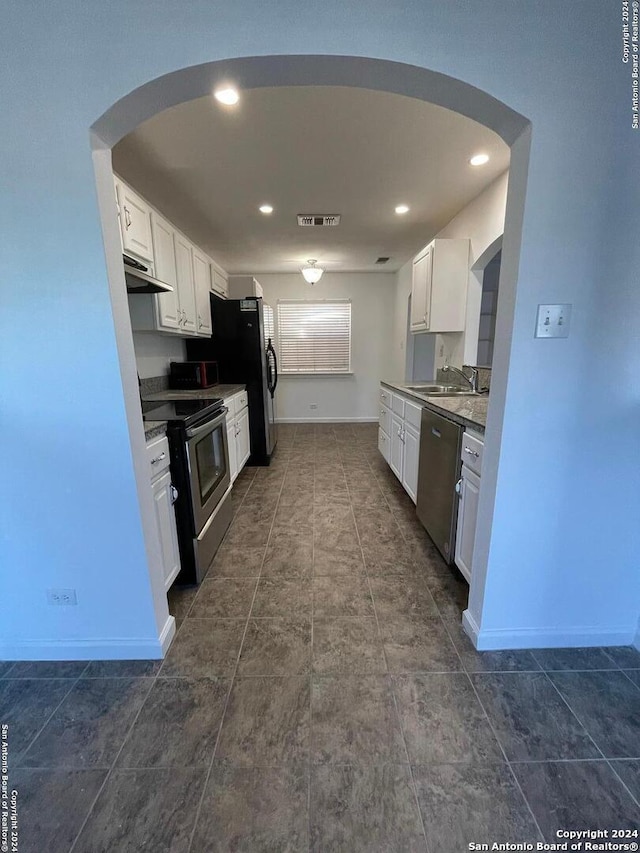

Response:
(297, 214), (341, 227)
(375, 257), (391, 265)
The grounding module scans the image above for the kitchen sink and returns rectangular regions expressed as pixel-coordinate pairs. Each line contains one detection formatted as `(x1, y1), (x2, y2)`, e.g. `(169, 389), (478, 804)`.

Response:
(406, 384), (461, 393)
(404, 384), (483, 397)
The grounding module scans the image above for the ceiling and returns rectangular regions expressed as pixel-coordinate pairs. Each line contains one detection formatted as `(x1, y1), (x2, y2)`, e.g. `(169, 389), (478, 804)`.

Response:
(112, 86), (509, 275)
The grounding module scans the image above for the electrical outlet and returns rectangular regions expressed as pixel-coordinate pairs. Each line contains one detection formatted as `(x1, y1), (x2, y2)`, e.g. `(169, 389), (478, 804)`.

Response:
(310, 403), (318, 410)
(47, 588), (78, 606)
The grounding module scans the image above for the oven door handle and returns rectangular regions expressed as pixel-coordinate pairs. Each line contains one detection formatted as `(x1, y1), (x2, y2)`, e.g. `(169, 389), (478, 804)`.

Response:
(185, 407), (227, 439)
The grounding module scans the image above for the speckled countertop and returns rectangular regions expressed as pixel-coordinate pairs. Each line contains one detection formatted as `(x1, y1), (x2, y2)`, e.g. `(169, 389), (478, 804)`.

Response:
(144, 421), (168, 441)
(142, 383), (246, 403)
(381, 380), (488, 433)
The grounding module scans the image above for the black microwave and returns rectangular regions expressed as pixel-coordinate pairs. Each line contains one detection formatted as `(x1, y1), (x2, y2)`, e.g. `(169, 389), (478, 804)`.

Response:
(169, 361), (219, 390)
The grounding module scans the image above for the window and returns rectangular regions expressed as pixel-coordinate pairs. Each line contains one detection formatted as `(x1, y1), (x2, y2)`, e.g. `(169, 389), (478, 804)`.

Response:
(263, 303), (275, 345)
(277, 300), (352, 374)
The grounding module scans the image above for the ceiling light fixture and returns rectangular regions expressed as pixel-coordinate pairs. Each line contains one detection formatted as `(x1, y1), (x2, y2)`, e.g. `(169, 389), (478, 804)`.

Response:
(214, 86), (240, 106)
(469, 153), (490, 166)
(259, 204), (273, 214)
(301, 260), (324, 285)
(395, 204), (410, 215)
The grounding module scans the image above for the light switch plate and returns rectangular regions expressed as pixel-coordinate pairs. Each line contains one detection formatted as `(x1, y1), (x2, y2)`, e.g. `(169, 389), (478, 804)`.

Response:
(535, 303), (571, 338)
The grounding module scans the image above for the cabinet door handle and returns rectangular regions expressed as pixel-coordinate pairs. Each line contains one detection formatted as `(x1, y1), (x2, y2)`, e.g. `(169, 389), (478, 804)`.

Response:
(124, 206), (132, 229)
(170, 485), (178, 504)
(150, 452), (166, 465)
(455, 478), (462, 497)
(464, 447), (480, 458)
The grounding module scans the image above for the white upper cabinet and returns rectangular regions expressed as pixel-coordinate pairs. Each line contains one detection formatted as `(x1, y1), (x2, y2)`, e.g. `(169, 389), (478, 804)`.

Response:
(211, 266), (229, 299)
(116, 181), (154, 263)
(116, 173), (226, 337)
(411, 238), (469, 333)
(174, 234), (197, 335)
(150, 212), (180, 331)
(410, 245), (432, 332)
(193, 249), (212, 335)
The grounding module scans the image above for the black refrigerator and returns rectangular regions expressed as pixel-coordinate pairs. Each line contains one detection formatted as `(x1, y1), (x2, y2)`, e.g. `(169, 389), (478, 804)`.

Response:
(186, 296), (278, 465)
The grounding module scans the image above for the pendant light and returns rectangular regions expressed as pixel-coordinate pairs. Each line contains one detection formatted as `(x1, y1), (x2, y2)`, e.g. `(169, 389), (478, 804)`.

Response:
(301, 259), (324, 285)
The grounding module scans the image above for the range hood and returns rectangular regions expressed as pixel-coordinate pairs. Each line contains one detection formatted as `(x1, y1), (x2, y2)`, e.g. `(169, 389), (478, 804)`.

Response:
(124, 256), (173, 295)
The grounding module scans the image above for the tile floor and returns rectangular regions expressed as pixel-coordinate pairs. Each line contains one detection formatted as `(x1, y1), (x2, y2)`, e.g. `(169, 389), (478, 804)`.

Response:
(3, 422), (640, 851)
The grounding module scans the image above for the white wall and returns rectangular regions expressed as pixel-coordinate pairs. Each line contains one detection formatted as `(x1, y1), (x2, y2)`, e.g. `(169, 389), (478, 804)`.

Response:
(258, 273), (395, 421)
(2, 2), (638, 659)
(391, 172), (507, 379)
(434, 171), (507, 371)
(132, 331), (186, 379)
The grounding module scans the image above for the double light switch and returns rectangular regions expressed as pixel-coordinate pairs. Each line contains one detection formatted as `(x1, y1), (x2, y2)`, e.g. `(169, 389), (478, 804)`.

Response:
(535, 304), (572, 338)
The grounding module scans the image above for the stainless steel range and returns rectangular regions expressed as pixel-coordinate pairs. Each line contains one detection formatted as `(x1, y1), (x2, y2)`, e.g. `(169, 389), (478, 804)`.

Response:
(144, 397), (232, 584)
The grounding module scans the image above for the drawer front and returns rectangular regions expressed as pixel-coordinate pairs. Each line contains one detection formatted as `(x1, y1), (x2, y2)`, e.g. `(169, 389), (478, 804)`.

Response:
(404, 400), (422, 430)
(391, 393), (405, 418)
(379, 385), (392, 407)
(460, 430), (484, 476)
(379, 403), (391, 436)
(378, 427), (390, 462)
(147, 435), (170, 478)
(235, 390), (248, 411)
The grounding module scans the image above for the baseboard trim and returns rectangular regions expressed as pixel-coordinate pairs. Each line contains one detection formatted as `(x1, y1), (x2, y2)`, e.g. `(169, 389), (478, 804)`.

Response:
(462, 609), (481, 646)
(276, 417), (378, 423)
(466, 619), (637, 651)
(474, 626), (634, 651)
(0, 617), (177, 661)
(159, 615), (176, 654)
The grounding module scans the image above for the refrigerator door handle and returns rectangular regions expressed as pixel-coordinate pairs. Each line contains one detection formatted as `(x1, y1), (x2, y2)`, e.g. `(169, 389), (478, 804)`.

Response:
(266, 339), (278, 397)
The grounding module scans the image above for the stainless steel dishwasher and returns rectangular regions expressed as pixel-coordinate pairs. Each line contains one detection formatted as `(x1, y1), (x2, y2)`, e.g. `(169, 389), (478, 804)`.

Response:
(416, 407), (463, 564)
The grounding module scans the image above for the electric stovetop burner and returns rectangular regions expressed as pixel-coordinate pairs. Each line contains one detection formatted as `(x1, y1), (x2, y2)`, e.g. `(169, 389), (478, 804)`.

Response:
(142, 397), (224, 429)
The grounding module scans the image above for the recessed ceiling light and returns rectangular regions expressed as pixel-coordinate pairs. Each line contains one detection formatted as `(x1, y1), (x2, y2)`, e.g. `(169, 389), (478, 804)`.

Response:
(395, 205), (410, 215)
(259, 204), (273, 214)
(214, 87), (240, 106)
(469, 153), (490, 166)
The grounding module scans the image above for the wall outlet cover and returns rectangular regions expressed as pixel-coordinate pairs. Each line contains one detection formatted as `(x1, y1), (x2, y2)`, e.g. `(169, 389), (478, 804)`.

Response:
(47, 588), (78, 606)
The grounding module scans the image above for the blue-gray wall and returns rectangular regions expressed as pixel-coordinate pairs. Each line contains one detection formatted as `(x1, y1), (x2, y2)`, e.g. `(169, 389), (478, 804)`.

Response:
(2, 0), (638, 655)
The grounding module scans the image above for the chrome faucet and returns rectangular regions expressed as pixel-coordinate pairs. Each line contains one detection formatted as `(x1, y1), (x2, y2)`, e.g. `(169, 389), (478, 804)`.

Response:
(442, 363), (479, 393)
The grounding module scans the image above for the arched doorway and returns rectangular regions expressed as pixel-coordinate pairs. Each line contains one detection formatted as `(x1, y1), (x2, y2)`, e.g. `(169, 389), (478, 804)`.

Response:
(90, 55), (531, 647)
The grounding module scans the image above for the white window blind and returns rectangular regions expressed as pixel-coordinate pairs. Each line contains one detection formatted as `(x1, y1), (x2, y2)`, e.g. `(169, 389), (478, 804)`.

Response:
(277, 300), (352, 374)
(263, 303), (275, 344)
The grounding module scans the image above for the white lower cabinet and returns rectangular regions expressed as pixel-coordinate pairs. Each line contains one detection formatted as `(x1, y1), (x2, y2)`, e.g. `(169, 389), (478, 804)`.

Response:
(227, 419), (238, 482)
(223, 390), (250, 483)
(378, 385), (422, 505)
(389, 413), (404, 480)
(454, 430), (484, 583)
(402, 423), (420, 502)
(236, 408), (250, 470)
(147, 436), (181, 591)
(378, 427), (390, 462)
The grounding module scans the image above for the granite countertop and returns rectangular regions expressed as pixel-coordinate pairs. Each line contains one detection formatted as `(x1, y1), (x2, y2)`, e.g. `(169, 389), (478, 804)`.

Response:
(142, 383), (246, 403)
(381, 379), (488, 433)
(144, 420), (168, 441)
